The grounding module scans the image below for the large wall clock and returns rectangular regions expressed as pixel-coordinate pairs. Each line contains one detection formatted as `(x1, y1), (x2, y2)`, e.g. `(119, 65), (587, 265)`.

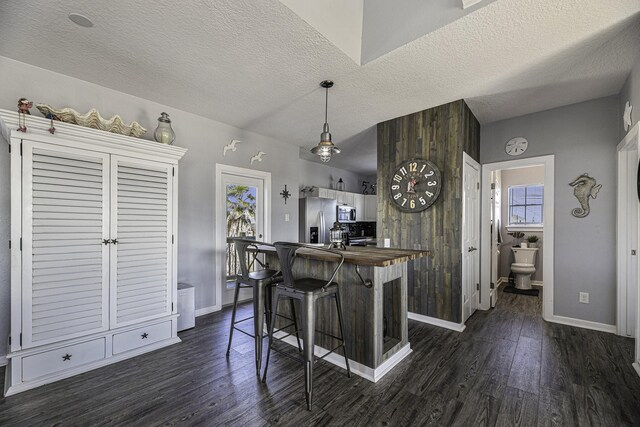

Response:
(389, 159), (441, 212)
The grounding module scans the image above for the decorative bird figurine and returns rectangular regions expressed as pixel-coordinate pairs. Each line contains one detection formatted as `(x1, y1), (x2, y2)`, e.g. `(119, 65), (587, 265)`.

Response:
(17, 97), (33, 132)
(223, 139), (240, 156)
(250, 151), (266, 165)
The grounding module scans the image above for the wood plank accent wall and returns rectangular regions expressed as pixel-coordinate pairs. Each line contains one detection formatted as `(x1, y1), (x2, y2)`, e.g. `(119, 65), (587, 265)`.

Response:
(376, 100), (480, 323)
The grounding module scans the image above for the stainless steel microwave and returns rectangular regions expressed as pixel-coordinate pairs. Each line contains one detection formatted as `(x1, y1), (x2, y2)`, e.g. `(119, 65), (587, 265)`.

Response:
(336, 205), (356, 223)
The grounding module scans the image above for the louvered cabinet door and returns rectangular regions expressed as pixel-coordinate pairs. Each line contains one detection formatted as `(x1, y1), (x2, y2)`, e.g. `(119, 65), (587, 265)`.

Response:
(111, 157), (173, 328)
(21, 141), (110, 348)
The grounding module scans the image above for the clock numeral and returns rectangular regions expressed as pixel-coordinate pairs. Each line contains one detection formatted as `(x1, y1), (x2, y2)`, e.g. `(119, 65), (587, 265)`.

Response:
(393, 174), (402, 183)
(409, 162), (417, 172)
(394, 193), (402, 200)
(420, 164), (426, 173)
(391, 184), (399, 190)
(400, 167), (407, 176)
(424, 171), (434, 178)
(419, 197), (426, 205)
(427, 181), (437, 186)
(409, 199), (416, 209)
(425, 191), (434, 197)
(401, 198), (407, 206)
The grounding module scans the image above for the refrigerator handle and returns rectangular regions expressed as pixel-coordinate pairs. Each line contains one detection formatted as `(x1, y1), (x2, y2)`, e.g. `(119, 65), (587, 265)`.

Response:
(319, 211), (324, 244)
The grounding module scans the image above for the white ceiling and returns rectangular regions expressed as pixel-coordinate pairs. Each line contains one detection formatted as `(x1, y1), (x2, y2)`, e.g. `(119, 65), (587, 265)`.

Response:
(0, 0), (638, 175)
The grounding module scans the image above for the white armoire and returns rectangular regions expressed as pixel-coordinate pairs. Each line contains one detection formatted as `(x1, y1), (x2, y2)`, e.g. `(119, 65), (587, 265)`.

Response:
(0, 109), (186, 395)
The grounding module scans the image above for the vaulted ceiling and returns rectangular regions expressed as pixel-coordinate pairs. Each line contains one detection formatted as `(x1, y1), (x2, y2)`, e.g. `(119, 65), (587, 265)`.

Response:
(0, 0), (639, 174)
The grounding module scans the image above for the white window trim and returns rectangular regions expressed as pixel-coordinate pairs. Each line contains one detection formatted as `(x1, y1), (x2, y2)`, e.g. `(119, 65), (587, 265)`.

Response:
(506, 224), (543, 232)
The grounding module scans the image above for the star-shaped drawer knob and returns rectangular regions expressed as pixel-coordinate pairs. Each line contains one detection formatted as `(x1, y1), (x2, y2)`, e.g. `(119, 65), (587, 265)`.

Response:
(62, 354), (72, 361)
(141, 333), (148, 339)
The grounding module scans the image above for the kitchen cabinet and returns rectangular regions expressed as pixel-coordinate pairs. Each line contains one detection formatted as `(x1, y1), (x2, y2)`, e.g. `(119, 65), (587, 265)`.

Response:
(0, 109), (186, 395)
(354, 194), (365, 220)
(364, 195), (377, 221)
(336, 191), (354, 206)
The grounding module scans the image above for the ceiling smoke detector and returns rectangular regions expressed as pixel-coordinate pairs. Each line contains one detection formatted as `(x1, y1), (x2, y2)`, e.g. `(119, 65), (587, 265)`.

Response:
(68, 13), (94, 28)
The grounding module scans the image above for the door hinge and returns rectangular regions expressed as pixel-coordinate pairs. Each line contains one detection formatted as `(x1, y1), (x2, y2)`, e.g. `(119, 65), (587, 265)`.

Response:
(8, 144), (10, 153)
(172, 167), (175, 177)
(490, 183), (495, 190)
(476, 283), (480, 291)
(20, 333), (22, 346)
(8, 240), (10, 249)
(171, 303), (174, 312)
(490, 282), (495, 289)
(477, 182), (480, 190)
(632, 249), (637, 256)
(172, 235), (175, 244)
(20, 142), (23, 156)
(20, 238), (22, 251)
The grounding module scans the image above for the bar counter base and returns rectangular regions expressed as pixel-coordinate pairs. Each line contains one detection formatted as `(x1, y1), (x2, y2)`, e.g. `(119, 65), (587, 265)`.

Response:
(274, 328), (412, 383)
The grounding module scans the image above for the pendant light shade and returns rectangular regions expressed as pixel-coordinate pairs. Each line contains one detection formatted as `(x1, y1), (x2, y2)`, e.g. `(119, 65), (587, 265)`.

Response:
(311, 80), (340, 162)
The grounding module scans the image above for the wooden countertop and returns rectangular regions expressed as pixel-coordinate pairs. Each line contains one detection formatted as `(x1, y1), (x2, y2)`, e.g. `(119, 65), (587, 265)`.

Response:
(256, 244), (429, 267)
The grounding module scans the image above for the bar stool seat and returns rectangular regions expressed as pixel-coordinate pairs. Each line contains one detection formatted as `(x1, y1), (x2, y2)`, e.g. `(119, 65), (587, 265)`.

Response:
(225, 238), (301, 377)
(262, 242), (351, 411)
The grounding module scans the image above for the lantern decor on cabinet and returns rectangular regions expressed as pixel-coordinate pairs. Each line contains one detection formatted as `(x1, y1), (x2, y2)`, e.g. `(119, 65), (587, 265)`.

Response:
(310, 80), (340, 163)
(328, 221), (346, 250)
(154, 112), (175, 144)
(336, 178), (345, 191)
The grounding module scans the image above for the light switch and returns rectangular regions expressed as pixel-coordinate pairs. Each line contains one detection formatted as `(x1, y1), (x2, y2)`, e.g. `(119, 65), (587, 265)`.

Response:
(284, 213), (290, 222)
(579, 292), (589, 304)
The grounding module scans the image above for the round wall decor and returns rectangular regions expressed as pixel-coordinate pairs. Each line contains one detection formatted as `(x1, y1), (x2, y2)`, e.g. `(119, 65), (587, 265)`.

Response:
(389, 159), (441, 212)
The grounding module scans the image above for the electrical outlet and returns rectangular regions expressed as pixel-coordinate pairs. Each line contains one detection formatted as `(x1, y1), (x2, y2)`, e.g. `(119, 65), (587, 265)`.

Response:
(579, 292), (589, 304)
(284, 213), (290, 222)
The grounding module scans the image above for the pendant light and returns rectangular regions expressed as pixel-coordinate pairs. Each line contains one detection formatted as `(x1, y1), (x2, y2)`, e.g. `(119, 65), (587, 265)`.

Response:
(311, 80), (340, 162)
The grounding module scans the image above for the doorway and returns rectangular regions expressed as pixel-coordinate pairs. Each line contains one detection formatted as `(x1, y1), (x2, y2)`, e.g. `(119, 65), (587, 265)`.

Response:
(480, 155), (555, 321)
(215, 164), (271, 311)
(617, 123), (639, 346)
(462, 153), (481, 323)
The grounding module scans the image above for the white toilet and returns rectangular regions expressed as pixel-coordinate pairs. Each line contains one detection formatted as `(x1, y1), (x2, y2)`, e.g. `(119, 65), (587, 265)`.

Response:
(511, 247), (539, 290)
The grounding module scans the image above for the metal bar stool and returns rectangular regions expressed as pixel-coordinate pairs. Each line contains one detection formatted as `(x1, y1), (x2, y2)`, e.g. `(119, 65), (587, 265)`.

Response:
(226, 238), (301, 376)
(262, 242), (351, 410)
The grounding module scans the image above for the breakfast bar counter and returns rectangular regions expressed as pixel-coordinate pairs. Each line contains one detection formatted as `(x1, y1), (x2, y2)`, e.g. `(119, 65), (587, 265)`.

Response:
(263, 245), (429, 382)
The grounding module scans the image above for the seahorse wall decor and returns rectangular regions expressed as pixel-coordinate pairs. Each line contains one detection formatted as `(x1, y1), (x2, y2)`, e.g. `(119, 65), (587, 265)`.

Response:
(569, 173), (602, 218)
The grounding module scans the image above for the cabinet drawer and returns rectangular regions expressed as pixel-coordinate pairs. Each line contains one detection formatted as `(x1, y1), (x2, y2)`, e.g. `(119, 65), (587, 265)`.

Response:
(113, 321), (172, 355)
(22, 338), (106, 382)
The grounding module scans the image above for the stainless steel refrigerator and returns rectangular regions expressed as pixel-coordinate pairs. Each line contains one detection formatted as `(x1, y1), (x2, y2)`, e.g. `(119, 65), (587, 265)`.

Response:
(299, 197), (337, 244)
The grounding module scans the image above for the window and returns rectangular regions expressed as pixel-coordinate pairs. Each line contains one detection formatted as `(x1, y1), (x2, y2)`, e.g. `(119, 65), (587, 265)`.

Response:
(508, 185), (543, 225)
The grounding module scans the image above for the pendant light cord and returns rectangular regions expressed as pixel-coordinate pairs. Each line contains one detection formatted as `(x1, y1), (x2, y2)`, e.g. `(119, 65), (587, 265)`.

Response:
(324, 86), (329, 124)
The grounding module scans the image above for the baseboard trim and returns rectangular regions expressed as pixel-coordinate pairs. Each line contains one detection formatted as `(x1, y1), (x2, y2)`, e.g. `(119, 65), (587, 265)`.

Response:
(408, 312), (466, 332)
(274, 331), (412, 383)
(548, 315), (616, 334)
(633, 362), (640, 378)
(195, 305), (220, 317)
(498, 276), (543, 287)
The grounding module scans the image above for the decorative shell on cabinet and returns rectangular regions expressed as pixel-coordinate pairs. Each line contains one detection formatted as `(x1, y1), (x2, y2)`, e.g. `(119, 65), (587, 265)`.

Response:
(35, 104), (146, 137)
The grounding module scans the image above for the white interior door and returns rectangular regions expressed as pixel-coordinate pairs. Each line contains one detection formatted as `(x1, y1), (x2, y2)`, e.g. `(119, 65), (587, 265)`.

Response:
(490, 171), (502, 307)
(220, 171), (267, 306)
(617, 126), (639, 339)
(21, 140), (110, 348)
(462, 153), (481, 322)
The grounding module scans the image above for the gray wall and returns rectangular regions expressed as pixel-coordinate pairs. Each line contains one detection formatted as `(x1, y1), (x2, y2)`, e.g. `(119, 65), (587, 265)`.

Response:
(298, 158), (367, 194)
(499, 166), (544, 281)
(620, 57), (640, 138)
(481, 96), (619, 325)
(0, 56), (361, 360)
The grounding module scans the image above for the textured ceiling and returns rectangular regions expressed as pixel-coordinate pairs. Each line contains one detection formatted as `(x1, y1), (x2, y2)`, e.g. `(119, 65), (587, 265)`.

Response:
(0, 0), (639, 175)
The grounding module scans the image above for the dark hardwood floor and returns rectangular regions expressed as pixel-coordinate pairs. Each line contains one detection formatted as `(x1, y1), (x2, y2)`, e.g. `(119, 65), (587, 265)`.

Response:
(1, 288), (639, 426)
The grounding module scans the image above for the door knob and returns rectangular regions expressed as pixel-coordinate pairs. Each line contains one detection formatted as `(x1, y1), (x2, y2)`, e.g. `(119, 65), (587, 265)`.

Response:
(468, 246), (477, 252)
